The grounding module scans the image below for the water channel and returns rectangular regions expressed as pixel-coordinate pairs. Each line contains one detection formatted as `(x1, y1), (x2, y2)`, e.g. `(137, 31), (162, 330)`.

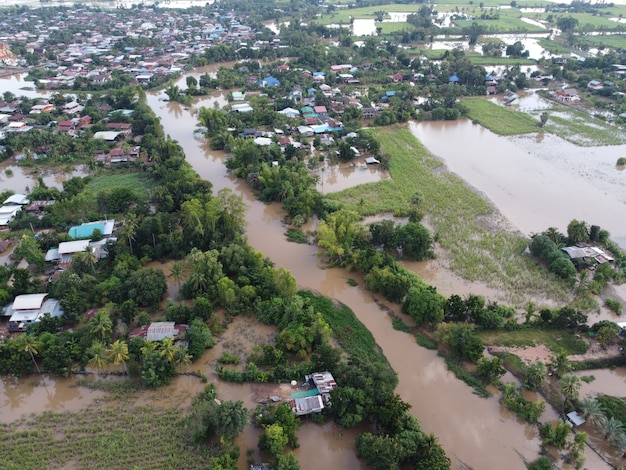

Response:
(1, 65), (620, 468)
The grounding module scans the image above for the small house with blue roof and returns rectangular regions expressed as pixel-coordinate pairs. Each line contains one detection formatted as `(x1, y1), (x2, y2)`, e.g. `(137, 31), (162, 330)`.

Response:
(449, 75), (460, 83)
(259, 76), (280, 88)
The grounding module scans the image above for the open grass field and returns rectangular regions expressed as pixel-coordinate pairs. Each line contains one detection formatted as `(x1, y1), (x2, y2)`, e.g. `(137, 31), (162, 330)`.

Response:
(0, 405), (218, 470)
(479, 328), (589, 355)
(327, 127), (572, 305)
(576, 33), (626, 51)
(537, 38), (571, 55)
(454, 16), (546, 34)
(420, 49), (536, 65)
(462, 97), (540, 135)
(85, 171), (155, 201)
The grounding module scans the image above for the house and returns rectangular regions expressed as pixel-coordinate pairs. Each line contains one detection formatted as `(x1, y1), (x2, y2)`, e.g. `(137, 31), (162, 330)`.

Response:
(566, 411), (586, 427)
(555, 88), (580, 102)
(289, 372), (337, 416)
(561, 243), (614, 267)
(4, 293), (64, 332)
(129, 321), (188, 342)
(231, 91), (245, 101)
(3, 194), (30, 206)
(388, 72), (404, 83)
(93, 131), (122, 142)
(25, 200), (55, 213)
(231, 103), (253, 113)
(362, 107), (378, 119)
(587, 80), (603, 90)
(278, 107), (300, 118)
(58, 120), (75, 132)
(0, 205), (22, 228)
(448, 74), (459, 83)
(313, 106), (327, 117)
(29, 103), (54, 114)
(259, 76), (280, 87)
(68, 220), (115, 240)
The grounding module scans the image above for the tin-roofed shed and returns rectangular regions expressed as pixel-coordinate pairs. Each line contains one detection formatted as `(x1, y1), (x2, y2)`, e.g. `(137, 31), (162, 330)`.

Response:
(12, 293), (48, 310)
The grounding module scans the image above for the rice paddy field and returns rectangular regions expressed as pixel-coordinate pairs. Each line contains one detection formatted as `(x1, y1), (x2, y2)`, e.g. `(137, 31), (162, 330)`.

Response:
(0, 406), (219, 470)
(462, 97), (540, 136)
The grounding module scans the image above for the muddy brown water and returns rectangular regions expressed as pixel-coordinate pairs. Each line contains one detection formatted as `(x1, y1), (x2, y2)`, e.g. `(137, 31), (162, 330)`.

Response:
(0, 71), (617, 468)
(408, 119), (626, 249)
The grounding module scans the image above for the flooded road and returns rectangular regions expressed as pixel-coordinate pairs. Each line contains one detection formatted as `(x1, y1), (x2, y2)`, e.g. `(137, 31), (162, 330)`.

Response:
(409, 119), (626, 248)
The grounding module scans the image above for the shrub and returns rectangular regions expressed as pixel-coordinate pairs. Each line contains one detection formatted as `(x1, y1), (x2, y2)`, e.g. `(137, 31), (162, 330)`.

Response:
(605, 298), (623, 315)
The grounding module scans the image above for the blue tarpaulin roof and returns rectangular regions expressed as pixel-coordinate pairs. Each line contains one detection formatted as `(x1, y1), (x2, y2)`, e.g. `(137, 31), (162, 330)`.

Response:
(69, 222), (105, 239)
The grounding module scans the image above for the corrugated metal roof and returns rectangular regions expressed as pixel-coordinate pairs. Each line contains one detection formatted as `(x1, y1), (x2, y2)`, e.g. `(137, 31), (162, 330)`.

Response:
(58, 239), (91, 255)
(3, 194), (30, 205)
(310, 372), (337, 395)
(13, 293), (48, 310)
(146, 322), (177, 341)
(290, 395), (324, 416)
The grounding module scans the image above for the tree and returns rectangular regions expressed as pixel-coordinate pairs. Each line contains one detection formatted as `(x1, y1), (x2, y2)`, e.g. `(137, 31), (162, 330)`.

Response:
(263, 423), (289, 457)
(539, 112), (549, 128)
(567, 219), (589, 245)
(89, 310), (113, 341)
(19, 334), (42, 375)
(317, 209), (364, 266)
(159, 337), (177, 363)
(550, 351), (571, 379)
(125, 268), (167, 307)
(276, 452), (300, 470)
(107, 339), (129, 374)
(173, 345), (192, 371)
(524, 361), (546, 391)
(557, 16), (579, 32)
(123, 211), (138, 254)
(397, 222), (432, 260)
(169, 261), (186, 291)
(446, 323), (484, 362)
(476, 357), (506, 385)
(88, 340), (109, 373)
(402, 283), (444, 326)
(212, 400), (248, 443)
(560, 375), (581, 412)
(603, 416), (625, 443)
(187, 318), (215, 359)
(580, 397), (606, 428)
(74, 246), (98, 273)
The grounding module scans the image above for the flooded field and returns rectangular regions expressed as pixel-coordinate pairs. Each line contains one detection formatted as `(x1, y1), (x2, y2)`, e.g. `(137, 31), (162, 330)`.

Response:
(408, 119), (626, 249)
(0, 161), (89, 194)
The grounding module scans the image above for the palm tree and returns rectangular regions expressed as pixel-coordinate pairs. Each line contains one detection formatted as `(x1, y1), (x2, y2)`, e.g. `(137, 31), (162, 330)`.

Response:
(76, 245), (97, 273)
(550, 350), (572, 379)
(614, 431), (626, 458)
(173, 345), (192, 371)
(20, 334), (41, 375)
(88, 310), (113, 341)
(107, 339), (129, 374)
(420, 433), (439, 454)
(159, 337), (176, 363)
(140, 340), (158, 356)
(88, 340), (109, 373)
(603, 417), (625, 443)
(580, 397), (607, 428)
(168, 261), (186, 290)
(560, 375), (581, 412)
(123, 212), (138, 254)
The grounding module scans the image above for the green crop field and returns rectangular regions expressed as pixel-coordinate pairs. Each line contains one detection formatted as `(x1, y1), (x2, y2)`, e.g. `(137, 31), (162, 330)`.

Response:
(462, 97), (540, 135)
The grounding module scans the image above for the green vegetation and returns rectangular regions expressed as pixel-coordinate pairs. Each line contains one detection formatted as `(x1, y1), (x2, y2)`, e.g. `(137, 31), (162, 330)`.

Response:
(84, 172), (154, 203)
(479, 328), (588, 355)
(218, 352), (241, 365)
(299, 291), (382, 363)
(391, 315), (412, 333)
(285, 228), (308, 244)
(617, 157), (626, 166)
(543, 107), (626, 146)
(463, 97), (540, 135)
(329, 128), (571, 305)
(0, 406), (225, 470)
(538, 39), (571, 55)
(597, 396), (626, 426)
(605, 298), (623, 315)
(415, 333), (437, 350)
(501, 382), (546, 423)
(439, 352), (489, 398)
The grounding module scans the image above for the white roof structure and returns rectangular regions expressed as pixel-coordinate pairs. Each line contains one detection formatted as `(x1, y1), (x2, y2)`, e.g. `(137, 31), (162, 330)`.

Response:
(3, 194), (30, 205)
(12, 293), (48, 310)
(0, 205), (22, 215)
(231, 103), (253, 113)
(253, 137), (273, 146)
(146, 322), (177, 341)
(93, 131), (121, 141)
(567, 411), (586, 427)
(58, 239), (91, 255)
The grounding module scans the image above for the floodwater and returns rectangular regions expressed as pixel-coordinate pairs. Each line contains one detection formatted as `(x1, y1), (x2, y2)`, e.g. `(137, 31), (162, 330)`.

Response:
(408, 119), (626, 249)
(0, 161), (89, 194)
(573, 367), (626, 398)
(0, 375), (105, 424)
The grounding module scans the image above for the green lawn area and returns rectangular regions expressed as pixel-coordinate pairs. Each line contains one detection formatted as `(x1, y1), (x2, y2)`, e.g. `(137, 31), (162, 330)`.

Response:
(454, 16), (545, 34)
(327, 127), (572, 305)
(316, 4), (423, 25)
(462, 97), (540, 135)
(535, 12), (626, 32)
(576, 34), (626, 50)
(84, 171), (155, 201)
(0, 405), (219, 470)
(538, 38), (572, 55)
(479, 328), (589, 355)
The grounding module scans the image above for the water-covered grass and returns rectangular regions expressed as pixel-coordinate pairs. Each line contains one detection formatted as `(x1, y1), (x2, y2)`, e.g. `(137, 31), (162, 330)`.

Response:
(542, 107), (626, 146)
(463, 97), (540, 135)
(328, 127), (572, 305)
(479, 328), (589, 355)
(454, 16), (545, 34)
(0, 406), (220, 470)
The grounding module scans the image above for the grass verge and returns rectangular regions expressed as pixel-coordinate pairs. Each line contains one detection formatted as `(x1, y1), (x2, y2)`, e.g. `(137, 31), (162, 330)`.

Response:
(439, 351), (490, 397)
(327, 127), (572, 305)
(0, 406), (219, 470)
(463, 97), (540, 135)
(299, 290), (385, 363)
(479, 328), (588, 355)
